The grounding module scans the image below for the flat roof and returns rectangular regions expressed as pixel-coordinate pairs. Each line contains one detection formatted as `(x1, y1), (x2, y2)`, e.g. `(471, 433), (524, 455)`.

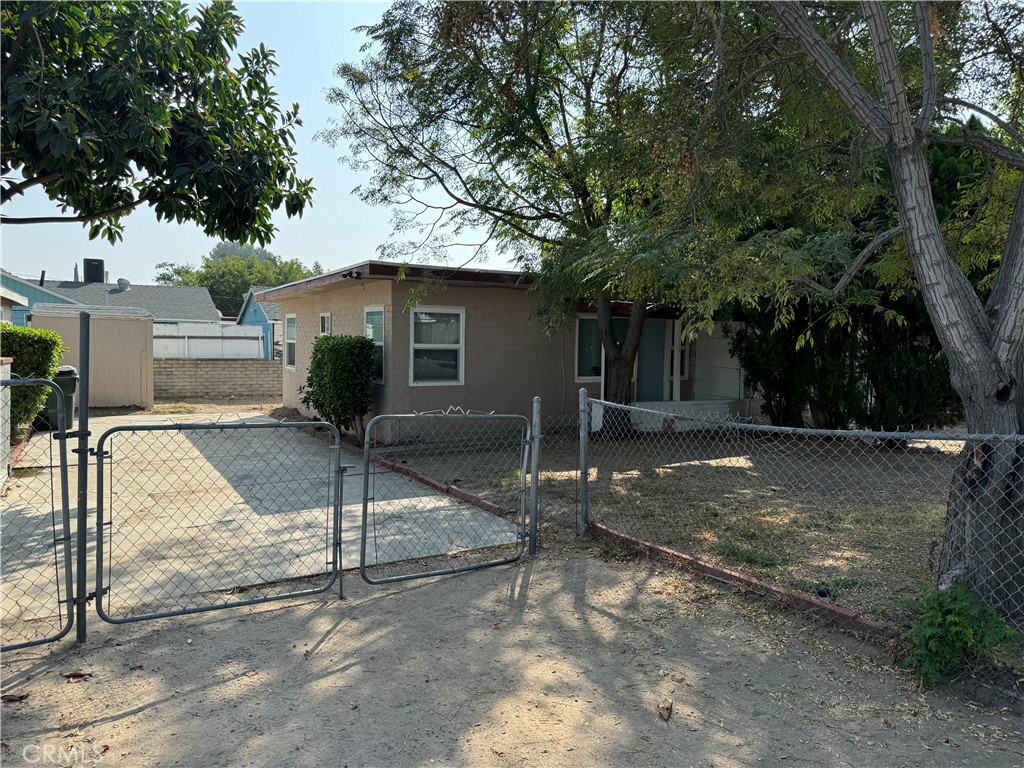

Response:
(257, 261), (528, 301)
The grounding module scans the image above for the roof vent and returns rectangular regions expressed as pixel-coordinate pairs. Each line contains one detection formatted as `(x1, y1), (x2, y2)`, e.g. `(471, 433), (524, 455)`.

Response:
(116, 278), (131, 291)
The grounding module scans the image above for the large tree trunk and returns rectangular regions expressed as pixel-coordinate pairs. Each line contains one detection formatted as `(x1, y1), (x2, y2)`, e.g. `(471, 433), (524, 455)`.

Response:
(773, 0), (1024, 624)
(595, 296), (646, 439)
(890, 143), (1024, 626)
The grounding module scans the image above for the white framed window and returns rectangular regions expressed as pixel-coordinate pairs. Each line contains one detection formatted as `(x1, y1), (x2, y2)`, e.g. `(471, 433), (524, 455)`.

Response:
(285, 314), (297, 368)
(319, 312), (332, 336)
(575, 315), (629, 382)
(410, 306), (464, 386)
(364, 306), (385, 383)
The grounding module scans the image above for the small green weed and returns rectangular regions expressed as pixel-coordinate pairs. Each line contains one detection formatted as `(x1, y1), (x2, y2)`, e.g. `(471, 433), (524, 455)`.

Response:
(901, 582), (1017, 686)
(711, 541), (782, 568)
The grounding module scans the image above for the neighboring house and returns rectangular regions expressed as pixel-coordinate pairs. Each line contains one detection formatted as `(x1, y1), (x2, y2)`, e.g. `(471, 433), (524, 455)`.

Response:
(1, 267), (220, 325)
(0, 285), (28, 324)
(2, 266), (265, 359)
(258, 261), (752, 427)
(237, 286), (283, 360)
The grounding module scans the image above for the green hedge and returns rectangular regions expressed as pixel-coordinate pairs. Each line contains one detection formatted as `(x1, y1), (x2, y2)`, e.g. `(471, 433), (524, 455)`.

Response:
(1, 322), (65, 432)
(300, 334), (376, 443)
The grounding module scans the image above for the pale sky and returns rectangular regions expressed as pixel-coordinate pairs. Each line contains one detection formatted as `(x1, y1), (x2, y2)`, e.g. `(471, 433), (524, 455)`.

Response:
(0, 1), (514, 286)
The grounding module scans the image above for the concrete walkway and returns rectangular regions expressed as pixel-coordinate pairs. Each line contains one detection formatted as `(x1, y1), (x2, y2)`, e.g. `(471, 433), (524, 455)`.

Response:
(2, 412), (518, 631)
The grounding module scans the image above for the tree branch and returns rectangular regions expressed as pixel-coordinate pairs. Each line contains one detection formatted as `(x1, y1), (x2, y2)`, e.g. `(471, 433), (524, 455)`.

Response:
(988, 183), (1024, 366)
(915, 2), (937, 132)
(2, 20), (31, 81)
(791, 226), (903, 299)
(1, 198), (146, 225)
(769, 1), (891, 142)
(929, 132), (1024, 170)
(937, 97), (1024, 148)
(0, 171), (63, 204)
(862, 1), (915, 147)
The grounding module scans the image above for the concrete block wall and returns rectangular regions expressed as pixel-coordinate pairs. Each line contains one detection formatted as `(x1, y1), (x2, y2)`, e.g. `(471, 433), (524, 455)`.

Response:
(154, 359), (283, 401)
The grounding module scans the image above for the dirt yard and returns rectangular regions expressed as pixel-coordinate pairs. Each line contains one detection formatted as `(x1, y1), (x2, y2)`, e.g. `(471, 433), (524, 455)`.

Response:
(2, 544), (1022, 768)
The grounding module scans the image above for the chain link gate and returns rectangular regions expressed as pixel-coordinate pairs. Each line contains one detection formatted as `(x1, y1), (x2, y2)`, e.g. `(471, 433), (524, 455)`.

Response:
(1, 379), (75, 651)
(94, 420), (345, 622)
(360, 411), (535, 584)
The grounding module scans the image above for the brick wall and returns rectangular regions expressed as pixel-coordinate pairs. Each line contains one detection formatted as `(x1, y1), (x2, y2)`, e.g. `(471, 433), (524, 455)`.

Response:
(154, 359), (283, 401)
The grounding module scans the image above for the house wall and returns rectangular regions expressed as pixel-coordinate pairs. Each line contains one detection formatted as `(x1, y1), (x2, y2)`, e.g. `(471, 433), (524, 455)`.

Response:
(279, 279), (394, 412)
(387, 282), (581, 420)
(693, 323), (744, 400)
(153, 359), (282, 401)
(32, 314), (154, 408)
(279, 279), (593, 425)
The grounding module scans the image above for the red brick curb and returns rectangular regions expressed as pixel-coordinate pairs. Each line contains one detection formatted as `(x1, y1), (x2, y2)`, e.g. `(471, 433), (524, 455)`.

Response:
(590, 522), (897, 638)
(372, 455), (509, 518)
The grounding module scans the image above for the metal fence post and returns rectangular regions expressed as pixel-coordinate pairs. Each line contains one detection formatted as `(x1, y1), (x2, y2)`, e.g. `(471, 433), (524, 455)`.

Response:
(529, 397), (541, 556)
(75, 312), (90, 642)
(579, 388), (589, 530)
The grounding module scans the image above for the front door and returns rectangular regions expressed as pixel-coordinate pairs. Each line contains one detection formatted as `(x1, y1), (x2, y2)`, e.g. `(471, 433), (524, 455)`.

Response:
(635, 319), (689, 402)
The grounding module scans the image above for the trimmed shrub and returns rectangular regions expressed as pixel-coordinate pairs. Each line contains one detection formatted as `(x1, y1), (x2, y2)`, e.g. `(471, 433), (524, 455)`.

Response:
(300, 334), (376, 443)
(0, 323), (65, 433)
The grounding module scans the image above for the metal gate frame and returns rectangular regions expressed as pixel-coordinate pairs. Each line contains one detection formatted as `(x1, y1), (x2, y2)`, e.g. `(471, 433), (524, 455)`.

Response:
(0, 379), (75, 651)
(360, 410), (537, 585)
(94, 420), (346, 623)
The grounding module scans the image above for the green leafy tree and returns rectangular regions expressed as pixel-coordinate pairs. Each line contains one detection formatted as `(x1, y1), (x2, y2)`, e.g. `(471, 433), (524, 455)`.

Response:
(1, 1), (313, 243)
(324, 1), (730, 408)
(761, 1), (1024, 616)
(155, 242), (321, 317)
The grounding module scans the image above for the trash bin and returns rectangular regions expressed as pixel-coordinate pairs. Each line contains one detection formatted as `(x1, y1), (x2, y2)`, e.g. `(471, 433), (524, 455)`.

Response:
(34, 366), (78, 431)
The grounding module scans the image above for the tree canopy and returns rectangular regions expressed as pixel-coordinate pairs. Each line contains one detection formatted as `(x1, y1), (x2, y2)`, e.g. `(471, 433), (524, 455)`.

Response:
(155, 242), (321, 317)
(1, 0), (313, 243)
(324, 1), (729, 402)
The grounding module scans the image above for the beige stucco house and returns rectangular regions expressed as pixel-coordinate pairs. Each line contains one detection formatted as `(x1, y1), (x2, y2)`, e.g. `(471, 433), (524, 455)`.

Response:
(258, 262), (752, 426)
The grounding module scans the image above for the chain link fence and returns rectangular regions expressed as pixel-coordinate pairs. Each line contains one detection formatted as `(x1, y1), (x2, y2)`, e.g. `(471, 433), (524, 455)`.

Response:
(581, 397), (1024, 634)
(536, 412), (582, 538)
(1, 380), (74, 650)
(95, 421), (343, 621)
(360, 412), (531, 583)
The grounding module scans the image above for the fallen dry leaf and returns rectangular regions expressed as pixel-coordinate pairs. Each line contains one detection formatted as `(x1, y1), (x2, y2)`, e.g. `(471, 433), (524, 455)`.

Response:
(61, 669), (92, 682)
(0, 693), (28, 703)
(658, 698), (673, 721)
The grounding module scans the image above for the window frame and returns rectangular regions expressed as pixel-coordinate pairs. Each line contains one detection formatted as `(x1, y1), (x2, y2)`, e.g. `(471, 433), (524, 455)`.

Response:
(409, 305), (465, 387)
(318, 312), (332, 337)
(284, 314), (297, 369)
(364, 305), (385, 384)
(575, 314), (603, 383)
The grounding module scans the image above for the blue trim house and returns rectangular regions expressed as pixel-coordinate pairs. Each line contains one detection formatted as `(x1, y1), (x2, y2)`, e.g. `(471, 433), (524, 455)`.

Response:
(0, 272), (76, 325)
(237, 287), (282, 360)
